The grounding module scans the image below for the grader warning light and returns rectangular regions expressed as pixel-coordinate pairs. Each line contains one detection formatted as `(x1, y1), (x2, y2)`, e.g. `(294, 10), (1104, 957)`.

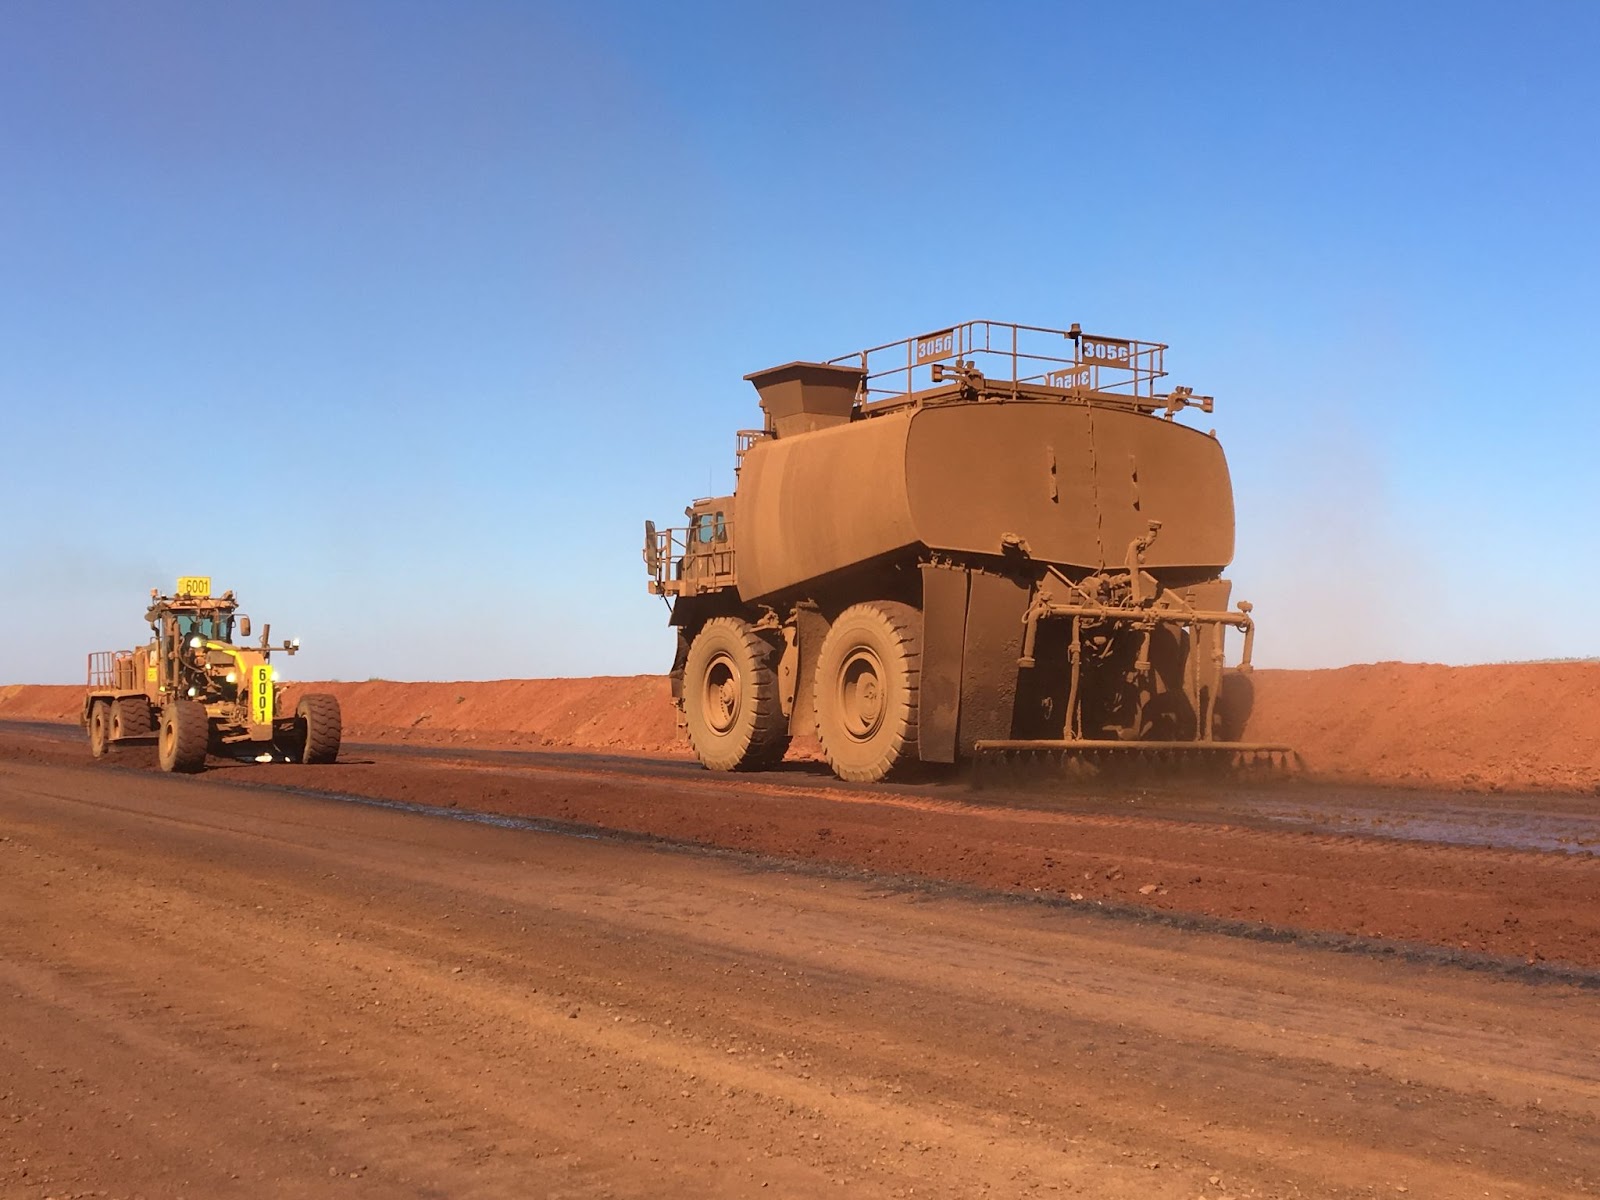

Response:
(82, 579), (342, 773)
(643, 318), (1289, 782)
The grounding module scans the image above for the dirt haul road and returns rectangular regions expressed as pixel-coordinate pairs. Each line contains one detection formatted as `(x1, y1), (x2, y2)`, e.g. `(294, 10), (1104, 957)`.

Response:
(2, 736), (1599, 1198)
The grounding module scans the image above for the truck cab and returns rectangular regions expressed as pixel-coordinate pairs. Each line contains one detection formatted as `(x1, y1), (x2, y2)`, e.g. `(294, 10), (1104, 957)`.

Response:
(646, 496), (735, 600)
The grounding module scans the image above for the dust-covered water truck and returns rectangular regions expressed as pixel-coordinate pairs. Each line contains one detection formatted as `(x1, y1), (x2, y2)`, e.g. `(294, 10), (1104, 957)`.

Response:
(644, 320), (1287, 783)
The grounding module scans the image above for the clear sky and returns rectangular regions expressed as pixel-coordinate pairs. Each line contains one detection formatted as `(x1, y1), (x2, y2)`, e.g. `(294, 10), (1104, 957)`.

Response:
(3, 0), (1597, 684)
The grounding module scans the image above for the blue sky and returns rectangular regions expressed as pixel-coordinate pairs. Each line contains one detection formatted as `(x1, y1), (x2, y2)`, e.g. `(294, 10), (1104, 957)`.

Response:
(3, 0), (1596, 683)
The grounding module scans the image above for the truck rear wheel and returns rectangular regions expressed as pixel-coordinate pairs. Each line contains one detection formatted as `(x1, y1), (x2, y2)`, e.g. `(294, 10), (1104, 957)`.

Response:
(814, 602), (921, 783)
(296, 694), (342, 764)
(683, 617), (789, 771)
(87, 701), (111, 759)
(111, 697), (153, 741)
(158, 700), (210, 773)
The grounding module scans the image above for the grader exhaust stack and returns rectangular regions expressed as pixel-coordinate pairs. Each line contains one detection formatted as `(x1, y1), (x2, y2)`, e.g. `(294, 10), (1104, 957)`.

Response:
(644, 319), (1290, 782)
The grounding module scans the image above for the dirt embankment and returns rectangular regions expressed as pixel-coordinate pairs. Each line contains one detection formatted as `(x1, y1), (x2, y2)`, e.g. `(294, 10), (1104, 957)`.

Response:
(1246, 661), (1600, 793)
(7, 660), (1599, 793)
(0, 676), (681, 754)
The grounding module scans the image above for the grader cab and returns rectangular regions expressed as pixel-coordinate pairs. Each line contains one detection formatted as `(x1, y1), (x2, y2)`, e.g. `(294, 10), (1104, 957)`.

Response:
(83, 576), (342, 773)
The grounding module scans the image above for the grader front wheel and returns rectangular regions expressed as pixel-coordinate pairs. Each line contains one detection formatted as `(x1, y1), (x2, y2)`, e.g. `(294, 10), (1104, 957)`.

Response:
(813, 602), (922, 783)
(682, 617), (789, 771)
(158, 700), (210, 773)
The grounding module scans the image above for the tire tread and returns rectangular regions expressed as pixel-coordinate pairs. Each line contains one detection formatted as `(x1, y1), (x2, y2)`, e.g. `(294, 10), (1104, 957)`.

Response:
(87, 701), (111, 759)
(111, 696), (153, 740)
(814, 601), (921, 783)
(298, 693), (342, 764)
(684, 617), (789, 772)
(159, 700), (210, 773)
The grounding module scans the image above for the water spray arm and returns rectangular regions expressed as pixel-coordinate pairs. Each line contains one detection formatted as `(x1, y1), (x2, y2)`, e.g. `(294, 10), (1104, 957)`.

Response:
(1235, 601), (1256, 673)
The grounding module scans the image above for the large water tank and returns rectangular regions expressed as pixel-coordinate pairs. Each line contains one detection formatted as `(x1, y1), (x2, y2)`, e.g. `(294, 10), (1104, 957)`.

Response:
(733, 399), (1234, 603)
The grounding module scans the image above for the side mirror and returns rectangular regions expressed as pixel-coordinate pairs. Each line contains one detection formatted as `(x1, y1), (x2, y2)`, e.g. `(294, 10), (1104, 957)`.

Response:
(643, 520), (661, 575)
(239, 616), (252, 638)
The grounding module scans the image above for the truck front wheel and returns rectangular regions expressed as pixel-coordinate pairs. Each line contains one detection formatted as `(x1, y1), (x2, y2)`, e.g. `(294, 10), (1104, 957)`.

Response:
(683, 617), (789, 771)
(158, 700), (210, 773)
(814, 602), (922, 783)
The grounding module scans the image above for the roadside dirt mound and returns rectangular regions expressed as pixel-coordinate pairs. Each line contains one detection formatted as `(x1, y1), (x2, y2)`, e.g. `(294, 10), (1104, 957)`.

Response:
(7, 661), (1599, 792)
(310, 676), (681, 752)
(0, 685), (81, 723)
(1247, 661), (1600, 793)
(0, 677), (681, 752)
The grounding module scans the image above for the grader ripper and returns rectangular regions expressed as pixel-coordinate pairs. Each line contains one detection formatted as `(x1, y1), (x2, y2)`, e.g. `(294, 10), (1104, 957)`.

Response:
(83, 577), (342, 773)
(644, 319), (1290, 783)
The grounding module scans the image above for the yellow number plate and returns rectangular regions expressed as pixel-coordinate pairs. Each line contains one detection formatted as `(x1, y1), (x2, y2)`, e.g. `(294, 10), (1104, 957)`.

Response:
(177, 575), (212, 597)
(250, 665), (274, 724)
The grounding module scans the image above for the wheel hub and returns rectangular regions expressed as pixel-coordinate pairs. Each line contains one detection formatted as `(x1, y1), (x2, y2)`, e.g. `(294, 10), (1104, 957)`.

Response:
(839, 649), (885, 741)
(702, 653), (741, 735)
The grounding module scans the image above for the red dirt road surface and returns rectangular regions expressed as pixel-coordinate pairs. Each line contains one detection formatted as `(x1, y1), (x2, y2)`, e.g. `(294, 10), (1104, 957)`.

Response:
(2, 724), (1598, 1198)
(6, 658), (1599, 790)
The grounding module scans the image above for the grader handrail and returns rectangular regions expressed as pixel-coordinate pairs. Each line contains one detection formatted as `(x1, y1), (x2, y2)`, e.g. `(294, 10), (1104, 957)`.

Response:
(86, 650), (129, 689)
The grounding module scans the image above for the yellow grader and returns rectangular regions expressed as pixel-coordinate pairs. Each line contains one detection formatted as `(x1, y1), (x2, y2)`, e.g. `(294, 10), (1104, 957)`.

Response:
(83, 577), (342, 773)
(644, 320), (1289, 782)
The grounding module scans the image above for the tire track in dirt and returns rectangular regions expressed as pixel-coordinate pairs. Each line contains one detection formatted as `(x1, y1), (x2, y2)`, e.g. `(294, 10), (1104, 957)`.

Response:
(5, 722), (1599, 971)
(3, 761), (1596, 1198)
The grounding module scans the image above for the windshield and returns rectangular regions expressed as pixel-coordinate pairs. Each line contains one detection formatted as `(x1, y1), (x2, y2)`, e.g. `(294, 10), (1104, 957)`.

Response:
(175, 613), (233, 642)
(693, 511), (727, 545)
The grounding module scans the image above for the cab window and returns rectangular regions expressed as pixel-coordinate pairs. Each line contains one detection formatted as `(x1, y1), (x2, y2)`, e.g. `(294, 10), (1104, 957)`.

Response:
(173, 613), (231, 641)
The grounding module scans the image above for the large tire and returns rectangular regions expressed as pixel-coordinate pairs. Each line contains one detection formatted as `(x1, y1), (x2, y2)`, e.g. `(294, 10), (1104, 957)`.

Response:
(814, 601), (921, 783)
(158, 700), (210, 773)
(682, 616), (789, 771)
(296, 694), (342, 764)
(87, 701), (111, 759)
(111, 697), (153, 741)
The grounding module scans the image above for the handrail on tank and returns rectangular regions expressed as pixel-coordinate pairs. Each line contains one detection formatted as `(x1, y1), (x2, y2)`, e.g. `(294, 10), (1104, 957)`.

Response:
(734, 428), (770, 473)
(825, 319), (1168, 405)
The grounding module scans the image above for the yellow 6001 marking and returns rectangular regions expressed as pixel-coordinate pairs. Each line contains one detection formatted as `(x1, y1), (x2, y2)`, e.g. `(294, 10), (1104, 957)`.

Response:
(251, 665), (274, 725)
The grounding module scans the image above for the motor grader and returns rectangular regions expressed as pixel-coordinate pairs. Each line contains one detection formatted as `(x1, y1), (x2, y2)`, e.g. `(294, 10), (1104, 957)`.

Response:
(643, 319), (1288, 783)
(83, 576), (342, 773)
